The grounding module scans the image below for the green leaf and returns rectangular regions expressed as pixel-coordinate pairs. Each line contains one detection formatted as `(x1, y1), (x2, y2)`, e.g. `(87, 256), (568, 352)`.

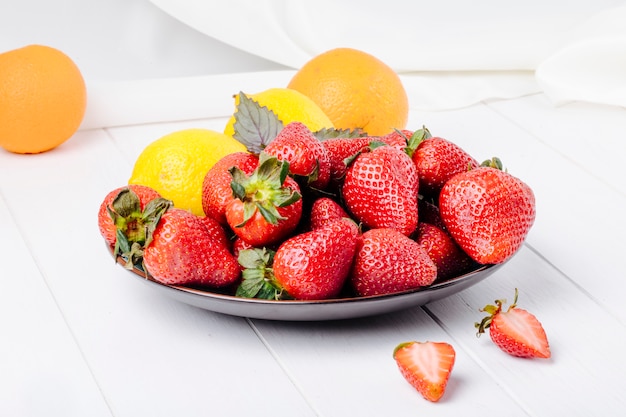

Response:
(235, 248), (285, 300)
(404, 126), (432, 158)
(232, 92), (284, 153)
(314, 127), (367, 141)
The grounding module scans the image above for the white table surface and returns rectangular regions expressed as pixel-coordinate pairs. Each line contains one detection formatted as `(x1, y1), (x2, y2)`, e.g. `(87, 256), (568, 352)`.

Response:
(2, 1), (626, 416)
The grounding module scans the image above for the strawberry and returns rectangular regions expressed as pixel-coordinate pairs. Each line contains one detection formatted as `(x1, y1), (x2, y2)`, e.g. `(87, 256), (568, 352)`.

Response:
(98, 185), (162, 247)
(379, 128), (412, 150)
(438, 158), (536, 264)
(308, 197), (349, 230)
(322, 135), (371, 182)
(225, 154), (302, 247)
(418, 198), (447, 230)
(342, 143), (419, 236)
(321, 131), (408, 184)
(475, 288), (551, 359)
(201, 151), (259, 225)
(198, 214), (232, 250)
(406, 128), (479, 196)
(416, 222), (475, 281)
(393, 341), (456, 402)
(350, 228), (437, 296)
(236, 218), (360, 300)
(263, 121), (331, 189)
(272, 218), (360, 300)
(143, 208), (241, 287)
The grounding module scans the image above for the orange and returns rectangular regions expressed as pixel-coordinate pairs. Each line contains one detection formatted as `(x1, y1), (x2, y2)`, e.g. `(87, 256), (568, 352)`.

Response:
(287, 48), (409, 136)
(0, 44), (87, 154)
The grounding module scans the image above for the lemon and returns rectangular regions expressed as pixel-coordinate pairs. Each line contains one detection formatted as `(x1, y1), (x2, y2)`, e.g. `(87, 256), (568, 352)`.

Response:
(128, 128), (247, 216)
(223, 88), (334, 137)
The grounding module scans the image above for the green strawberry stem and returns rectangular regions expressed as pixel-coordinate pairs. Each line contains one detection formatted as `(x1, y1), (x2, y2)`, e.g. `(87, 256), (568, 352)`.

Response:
(236, 248), (290, 300)
(108, 188), (172, 269)
(229, 153), (301, 227)
(481, 157), (504, 170)
(474, 288), (519, 336)
(404, 125), (432, 158)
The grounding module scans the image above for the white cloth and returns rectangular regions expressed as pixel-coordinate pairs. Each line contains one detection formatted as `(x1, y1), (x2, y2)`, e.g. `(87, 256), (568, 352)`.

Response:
(6, 0), (624, 130)
(149, 0), (626, 110)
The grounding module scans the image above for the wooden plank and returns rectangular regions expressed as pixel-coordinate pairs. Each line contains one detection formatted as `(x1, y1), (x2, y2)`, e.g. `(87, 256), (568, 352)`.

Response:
(0, 193), (111, 416)
(411, 102), (626, 324)
(0, 129), (317, 416)
(427, 246), (626, 415)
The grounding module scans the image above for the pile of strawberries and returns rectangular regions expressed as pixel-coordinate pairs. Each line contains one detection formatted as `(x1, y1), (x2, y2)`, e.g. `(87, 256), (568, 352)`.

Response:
(98, 112), (536, 302)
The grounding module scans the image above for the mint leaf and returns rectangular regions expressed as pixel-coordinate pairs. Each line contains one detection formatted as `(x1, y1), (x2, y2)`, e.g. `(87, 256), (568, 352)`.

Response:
(232, 92), (284, 154)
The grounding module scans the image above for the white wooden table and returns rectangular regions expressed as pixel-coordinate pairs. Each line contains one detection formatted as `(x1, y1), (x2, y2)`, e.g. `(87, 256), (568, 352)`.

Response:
(2, 87), (626, 416)
(2, 2), (626, 416)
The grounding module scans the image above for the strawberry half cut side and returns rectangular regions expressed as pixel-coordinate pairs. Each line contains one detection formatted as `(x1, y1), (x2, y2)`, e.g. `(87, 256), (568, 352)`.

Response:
(393, 341), (456, 402)
(475, 288), (551, 359)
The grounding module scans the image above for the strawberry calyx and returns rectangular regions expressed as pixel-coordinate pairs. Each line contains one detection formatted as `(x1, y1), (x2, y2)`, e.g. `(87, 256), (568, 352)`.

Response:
(236, 248), (290, 300)
(480, 156), (504, 170)
(107, 188), (172, 269)
(404, 125), (432, 158)
(229, 153), (302, 227)
(475, 288), (519, 336)
(343, 139), (386, 168)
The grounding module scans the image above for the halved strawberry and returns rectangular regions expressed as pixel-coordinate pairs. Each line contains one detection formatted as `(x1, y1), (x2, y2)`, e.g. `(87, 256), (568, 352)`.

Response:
(393, 341), (456, 402)
(475, 288), (551, 359)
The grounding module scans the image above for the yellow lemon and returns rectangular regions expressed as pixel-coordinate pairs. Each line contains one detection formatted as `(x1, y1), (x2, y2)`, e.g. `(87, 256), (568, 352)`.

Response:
(128, 128), (247, 216)
(223, 88), (334, 137)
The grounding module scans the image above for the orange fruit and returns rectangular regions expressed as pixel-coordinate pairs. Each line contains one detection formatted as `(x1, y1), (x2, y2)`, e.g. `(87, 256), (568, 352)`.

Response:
(287, 48), (409, 136)
(0, 44), (87, 154)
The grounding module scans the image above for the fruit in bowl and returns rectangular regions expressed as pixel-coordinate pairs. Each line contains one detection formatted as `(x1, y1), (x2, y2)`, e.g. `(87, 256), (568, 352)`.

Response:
(99, 48), (535, 307)
(99, 94), (535, 303)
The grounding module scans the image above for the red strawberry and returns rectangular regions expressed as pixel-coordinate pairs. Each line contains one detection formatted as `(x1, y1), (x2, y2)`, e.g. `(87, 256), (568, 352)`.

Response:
(351, 228), (437, 296)
(322, 135), (371, 182)
(439, 158), (536, 264)
(475, 288), (551, 359)
(393, 341), (456, 402)
(143, 208), (241, 287)
(418, 198), (447, 230)
(98, 185), (162, 247)
(272, 218), (360, 300)
(264, 121), (331, 189)
(225, 154), (302, 247)
(322, 131), (408, 184)
(309, 197), (349, 230)
(343, 143), (419, 236)
(416, 223), (475, 281)
(201, 151), (259, 225)
(379, 128), (412, 150)
(199, 214), (231, 250)
(407, 128), (479, 196)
